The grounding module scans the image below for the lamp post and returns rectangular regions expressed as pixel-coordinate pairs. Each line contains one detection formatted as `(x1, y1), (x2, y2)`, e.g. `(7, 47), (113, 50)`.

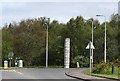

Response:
(45, 23), (48, 68)
(85, 19), (94, 68)
(96, 15), (107, 63)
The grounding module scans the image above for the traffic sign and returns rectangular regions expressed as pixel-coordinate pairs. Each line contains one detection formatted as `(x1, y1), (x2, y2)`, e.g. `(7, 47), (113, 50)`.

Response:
(8, 52), (14, 59)
(86, 41), (95, 49)
(86, 41), (95, 73)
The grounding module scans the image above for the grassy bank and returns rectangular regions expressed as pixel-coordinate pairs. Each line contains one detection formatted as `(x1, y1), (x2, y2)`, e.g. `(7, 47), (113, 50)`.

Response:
(84, 70), (119, 79)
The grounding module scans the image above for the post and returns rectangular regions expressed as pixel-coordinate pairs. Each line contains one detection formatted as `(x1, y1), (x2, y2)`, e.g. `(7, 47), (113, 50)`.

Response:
(86, 41), (95, 73)
(91, 21), (94, 68)
(96, 15), (107, 63)
(111, 64), (114, 74)
(9, 59), (11, 67)
(89, 41), (92, 73)
(77, 62), (79, 68)
(104, 20), (106, 63)
(84, 19), (94, 67)
(46, 23), (48, 68)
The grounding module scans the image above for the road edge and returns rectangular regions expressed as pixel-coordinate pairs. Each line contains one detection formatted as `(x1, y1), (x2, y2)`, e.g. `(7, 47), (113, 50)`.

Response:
(65, 73), (91, 81)
(65, 71), (119, 81)
(84, 73), (119, 81)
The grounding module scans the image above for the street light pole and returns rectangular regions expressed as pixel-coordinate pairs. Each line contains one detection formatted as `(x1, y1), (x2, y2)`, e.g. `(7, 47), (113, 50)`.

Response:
(105, 18), (106, 63)
(91, 21), (94, 67)
(45, 23), (48, 68)
(96, 15), (106, 63)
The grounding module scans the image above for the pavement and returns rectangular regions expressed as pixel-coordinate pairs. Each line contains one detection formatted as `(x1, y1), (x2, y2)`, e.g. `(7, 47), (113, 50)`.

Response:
(65, 68), (118, 81)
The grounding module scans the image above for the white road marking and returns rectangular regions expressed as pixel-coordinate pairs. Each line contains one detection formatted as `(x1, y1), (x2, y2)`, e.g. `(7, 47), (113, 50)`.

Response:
(13, 70), (16, 72)
(1, 70), (14, 72)
(13, 70), (23, 75)
(2, 70), (23, 75)
(17, 71), (23, 75)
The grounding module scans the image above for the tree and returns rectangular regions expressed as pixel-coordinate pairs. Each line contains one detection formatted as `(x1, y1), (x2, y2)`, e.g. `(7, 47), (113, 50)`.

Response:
(2, 14), (119, 67)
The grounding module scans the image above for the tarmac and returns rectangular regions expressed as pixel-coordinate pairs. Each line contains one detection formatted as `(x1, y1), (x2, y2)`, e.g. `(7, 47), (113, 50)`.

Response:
(65, 69), (119, 81)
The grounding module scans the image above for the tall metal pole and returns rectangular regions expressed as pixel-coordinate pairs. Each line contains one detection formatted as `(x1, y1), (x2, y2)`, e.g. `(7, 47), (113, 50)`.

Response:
(89, 41), (92, 73)
(46, 23), (48, 68)
(85, 20), (94, 67)
(96, 15), (106, 63)
(91, 21), (94, 68)
(104, 17), (106, 63)
(85, 19), (94, 67)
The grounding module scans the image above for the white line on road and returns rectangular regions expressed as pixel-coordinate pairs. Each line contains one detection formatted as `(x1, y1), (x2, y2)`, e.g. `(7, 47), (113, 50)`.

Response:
(17, 71), (23, 75)
(1, 70), (23, 75)
(13, 70), (23, 75)
(1, 70), (14, 72)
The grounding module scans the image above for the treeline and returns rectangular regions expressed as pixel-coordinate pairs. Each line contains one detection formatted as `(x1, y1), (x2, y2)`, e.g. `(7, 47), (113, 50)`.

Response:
(2, 14), (120, 67)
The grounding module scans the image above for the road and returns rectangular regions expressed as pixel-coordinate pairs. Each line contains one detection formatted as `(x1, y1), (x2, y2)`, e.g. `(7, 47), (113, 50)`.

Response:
(1, 68), (84, 81)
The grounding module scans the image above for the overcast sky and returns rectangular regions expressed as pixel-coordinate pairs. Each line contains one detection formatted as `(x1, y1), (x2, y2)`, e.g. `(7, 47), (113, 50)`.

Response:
(0, 0), (119, 27)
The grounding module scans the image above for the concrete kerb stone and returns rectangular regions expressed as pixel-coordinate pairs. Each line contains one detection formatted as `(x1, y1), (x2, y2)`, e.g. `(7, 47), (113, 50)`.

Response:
(84, 73), (119, 81)
(65, 72), (90, 81)
(65, 70), (119, 81)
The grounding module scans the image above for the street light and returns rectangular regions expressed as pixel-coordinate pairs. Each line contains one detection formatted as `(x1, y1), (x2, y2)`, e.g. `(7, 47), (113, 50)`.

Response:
(96, 15), (107, 63)
(45, 23), (48, 68)
(85, 19), (94, 68)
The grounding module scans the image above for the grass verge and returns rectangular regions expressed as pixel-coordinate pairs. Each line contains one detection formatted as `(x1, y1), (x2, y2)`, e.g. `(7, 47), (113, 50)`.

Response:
(83, 69), (119, 80)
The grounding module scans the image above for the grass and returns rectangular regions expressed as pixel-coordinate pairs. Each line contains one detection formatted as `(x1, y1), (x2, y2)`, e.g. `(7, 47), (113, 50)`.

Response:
(91, 73), (118, 79)
(83, 69), (120, 80)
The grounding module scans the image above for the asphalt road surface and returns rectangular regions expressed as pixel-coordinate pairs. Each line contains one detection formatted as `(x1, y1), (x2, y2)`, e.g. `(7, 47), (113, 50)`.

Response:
(1, 68), (84, 81)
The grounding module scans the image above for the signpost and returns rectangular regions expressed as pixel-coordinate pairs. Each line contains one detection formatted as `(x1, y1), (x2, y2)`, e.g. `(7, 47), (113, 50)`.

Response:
(8, 52), (14, 67)
(86, 41), (95, 73)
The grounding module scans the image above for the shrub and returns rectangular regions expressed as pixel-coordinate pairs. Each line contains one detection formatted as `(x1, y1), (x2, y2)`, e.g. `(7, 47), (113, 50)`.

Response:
(72, 55), (89, 68)
(92, 62), (111, 74)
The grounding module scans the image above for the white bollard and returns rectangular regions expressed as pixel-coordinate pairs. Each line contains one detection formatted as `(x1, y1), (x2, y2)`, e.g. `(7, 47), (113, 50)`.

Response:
(18, 60), (23, 68)
(77, 62), (79, 68)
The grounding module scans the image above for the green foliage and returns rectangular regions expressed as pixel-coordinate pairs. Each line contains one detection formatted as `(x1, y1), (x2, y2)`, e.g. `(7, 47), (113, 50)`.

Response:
(2, 13), (119, 67)
(72, 55), (89, 67)
(92, 62), (111, 74)
(92, 62), (118, 74)
(2, 27), (14, 61)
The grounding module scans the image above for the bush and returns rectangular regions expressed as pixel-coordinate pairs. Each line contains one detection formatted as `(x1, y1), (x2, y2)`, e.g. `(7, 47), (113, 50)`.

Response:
(92, 62), (111, 74)
(72, 55), (89, 68)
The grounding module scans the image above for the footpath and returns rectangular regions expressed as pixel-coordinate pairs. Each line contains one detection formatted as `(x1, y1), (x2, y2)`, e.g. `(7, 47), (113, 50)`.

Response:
(65, 69), (118, 81)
